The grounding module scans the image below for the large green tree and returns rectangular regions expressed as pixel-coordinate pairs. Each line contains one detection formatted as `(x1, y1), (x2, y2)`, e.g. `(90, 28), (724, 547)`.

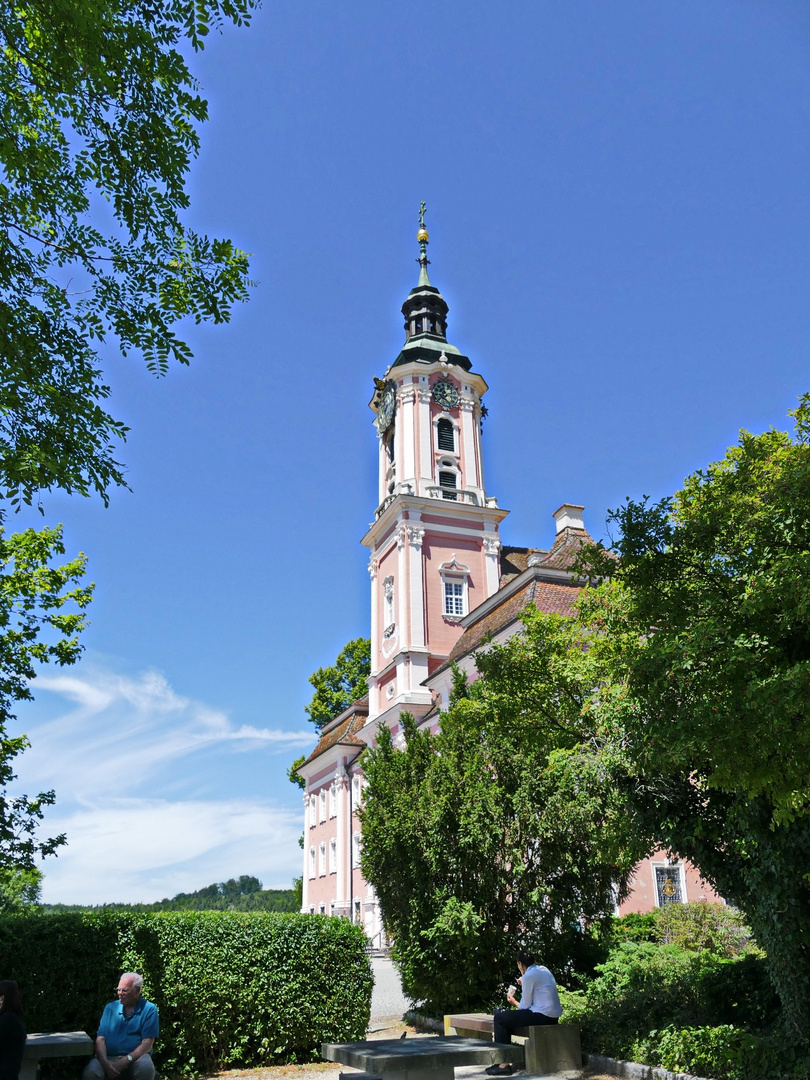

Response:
(360, 612), (649, 1015)
(0, 0), (255, 872)
(580, 396), (810, 1041)
(0, 524), (91, 869)
(305, 637), (370, 730)
(0, 0), (255, 508)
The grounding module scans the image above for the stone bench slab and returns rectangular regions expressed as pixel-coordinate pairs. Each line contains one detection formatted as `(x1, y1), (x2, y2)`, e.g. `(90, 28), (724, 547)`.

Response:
(444, 1014), (581, 1076)
(323, 1035), (523, 1080)
(21, 1031), (94, 1080)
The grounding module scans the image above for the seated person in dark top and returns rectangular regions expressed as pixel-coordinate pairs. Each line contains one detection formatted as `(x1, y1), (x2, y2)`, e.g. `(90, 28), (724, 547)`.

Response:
(83, 973), (158, 1080)
(485, 950), (562, 1077)
(0, 980), (26, 1080)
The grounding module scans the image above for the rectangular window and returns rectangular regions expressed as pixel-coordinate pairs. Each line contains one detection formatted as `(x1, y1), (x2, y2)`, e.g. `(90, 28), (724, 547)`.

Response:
(308, 847), (316, 879)
(444, 581), (465, 616)
(352, 832), (362, 868)
(655, 864), (684, 906)
(329, 786), (336, 818)
(329, 837), (337, 873)
(319, 842), (326, 876)
(319, 790), (326, 822)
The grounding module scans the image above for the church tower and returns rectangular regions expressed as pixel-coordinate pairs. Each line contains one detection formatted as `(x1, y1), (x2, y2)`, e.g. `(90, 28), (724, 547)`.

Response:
(362, 207), (508, 731)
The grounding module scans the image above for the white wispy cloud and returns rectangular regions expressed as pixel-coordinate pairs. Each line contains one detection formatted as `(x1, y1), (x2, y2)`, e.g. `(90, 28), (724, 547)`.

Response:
(11, 662), (315, 904)
(40, 798), (304, 905)
(18, 667), (313, 798)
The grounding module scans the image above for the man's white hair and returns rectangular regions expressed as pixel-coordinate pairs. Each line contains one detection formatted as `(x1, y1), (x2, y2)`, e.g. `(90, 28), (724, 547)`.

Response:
(120, 972), (143, 990)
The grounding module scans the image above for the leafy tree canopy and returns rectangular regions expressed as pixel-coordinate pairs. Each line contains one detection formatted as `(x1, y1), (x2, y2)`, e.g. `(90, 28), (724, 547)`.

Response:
(0, 0), (255, 508)
(305, 637), (370, 729)
(0, 865), (42, 911)
(0, 0), (255, 883)
(0, 525), (91, 870)
(360, 612), (649, 1014)
(577, 396), (810, 1041)
(581, 395), (810, 824)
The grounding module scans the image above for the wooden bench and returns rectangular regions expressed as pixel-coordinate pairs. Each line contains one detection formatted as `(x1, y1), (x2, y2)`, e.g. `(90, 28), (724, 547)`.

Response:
(22, 1031), (94, 1080)
(444, 1013), (581, 1076)
(323, 1035), (524, 1080)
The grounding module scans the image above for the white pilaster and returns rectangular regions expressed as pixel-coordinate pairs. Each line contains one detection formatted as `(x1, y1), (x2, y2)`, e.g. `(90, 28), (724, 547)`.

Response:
(377, 432), (387, 504)
(418, 384), (433, 493)
(484, 535), (502, 597)
(460, 395), (479, 491)
(335, 770), (347, 910)
(368, 555), (379, 673)
(396, 522), (408, 643)
(407, 523), (426, 648)
(301, 793), (309, 912)
(401, 384), (416, 483)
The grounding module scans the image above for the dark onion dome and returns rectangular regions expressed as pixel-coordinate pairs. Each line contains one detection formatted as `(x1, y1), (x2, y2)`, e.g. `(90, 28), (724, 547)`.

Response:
(392, 210), (472, 371)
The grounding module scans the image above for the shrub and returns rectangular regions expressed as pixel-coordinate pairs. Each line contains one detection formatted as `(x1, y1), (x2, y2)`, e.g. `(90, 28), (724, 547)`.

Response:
(606, 903), (758, 958)
(0, 911), (372, 1076)
(561, 941), (722, 1058)
(653, 903), (759, 958)
(633, 1024), (759, 1080)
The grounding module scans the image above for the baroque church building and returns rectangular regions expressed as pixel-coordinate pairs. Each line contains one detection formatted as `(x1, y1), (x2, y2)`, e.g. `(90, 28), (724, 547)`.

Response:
(297, 215), (721, 945)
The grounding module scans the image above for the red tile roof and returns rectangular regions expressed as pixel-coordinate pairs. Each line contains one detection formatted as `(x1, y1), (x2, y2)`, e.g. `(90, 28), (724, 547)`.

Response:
(304, 697), (368, 765)
(439, 576), (581, 673)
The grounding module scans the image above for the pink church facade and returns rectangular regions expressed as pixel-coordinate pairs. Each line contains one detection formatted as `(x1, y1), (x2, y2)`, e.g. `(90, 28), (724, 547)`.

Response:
(297, 216), (721, 945)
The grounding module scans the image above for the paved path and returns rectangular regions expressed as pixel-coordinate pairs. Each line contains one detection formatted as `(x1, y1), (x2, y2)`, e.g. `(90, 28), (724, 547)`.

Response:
(370, 956), (411, 1022)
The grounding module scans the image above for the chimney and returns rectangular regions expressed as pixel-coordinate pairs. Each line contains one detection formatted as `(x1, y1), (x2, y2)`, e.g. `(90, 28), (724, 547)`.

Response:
(553, 503), (585, 534)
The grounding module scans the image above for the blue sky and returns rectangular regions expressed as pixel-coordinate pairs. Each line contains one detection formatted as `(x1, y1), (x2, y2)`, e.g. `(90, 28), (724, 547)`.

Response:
(10, 0), (810, 903)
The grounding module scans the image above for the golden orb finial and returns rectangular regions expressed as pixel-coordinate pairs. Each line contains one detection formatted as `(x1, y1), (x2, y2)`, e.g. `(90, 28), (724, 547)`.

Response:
(417, 225), (429, 243)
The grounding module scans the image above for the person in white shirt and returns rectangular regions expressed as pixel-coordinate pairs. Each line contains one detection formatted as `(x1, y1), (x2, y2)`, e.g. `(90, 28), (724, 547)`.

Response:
(485, 950), (562, 1077)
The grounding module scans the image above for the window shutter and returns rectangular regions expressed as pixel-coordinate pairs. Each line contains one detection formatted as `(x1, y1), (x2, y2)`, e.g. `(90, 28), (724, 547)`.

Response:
(437, 419), (455, 451)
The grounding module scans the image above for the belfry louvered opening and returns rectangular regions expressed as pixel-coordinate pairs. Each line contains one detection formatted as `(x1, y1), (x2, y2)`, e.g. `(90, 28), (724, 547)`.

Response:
(437, 418), (455, 452)
(439, 471), (458, 499)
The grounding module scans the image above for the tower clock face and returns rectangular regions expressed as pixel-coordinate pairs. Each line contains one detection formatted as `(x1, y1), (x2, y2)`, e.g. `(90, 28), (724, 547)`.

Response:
(432, 379), (459, 410)
(377, 382), (396, 432)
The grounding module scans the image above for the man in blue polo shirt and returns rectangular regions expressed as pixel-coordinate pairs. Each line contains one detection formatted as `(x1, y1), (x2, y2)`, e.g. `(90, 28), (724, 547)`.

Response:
(83, 973), (159, 1080)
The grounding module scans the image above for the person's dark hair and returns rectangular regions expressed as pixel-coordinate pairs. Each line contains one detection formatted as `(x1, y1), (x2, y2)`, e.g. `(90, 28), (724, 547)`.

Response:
(0, 980), (23, 1017)
(516, 950), (535, 967)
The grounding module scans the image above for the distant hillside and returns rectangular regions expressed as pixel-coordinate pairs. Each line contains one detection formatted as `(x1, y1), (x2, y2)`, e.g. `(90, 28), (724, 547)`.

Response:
(41, 875), (299, 913)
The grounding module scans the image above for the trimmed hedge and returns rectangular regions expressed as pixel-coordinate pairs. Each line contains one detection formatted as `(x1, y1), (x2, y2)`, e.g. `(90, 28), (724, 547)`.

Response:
(0, 911), (372, 1076)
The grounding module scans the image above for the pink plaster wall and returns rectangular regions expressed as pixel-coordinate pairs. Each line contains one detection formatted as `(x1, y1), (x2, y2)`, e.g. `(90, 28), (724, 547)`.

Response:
(423, 535), (486, 655)
(618, 851), (724, 914)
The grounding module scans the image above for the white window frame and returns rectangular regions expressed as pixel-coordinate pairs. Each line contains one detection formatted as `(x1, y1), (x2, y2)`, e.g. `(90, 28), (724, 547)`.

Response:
(329, 836), (337, 874)
(651, 859), (688, 907)
(319, 789), (326, 822)
(352, 831), (362, 868)
(352, 774), (362, 807)
(329, 784), (336, 818)
(439, 555), (470, 622)
(319, 841), (326, 877)
(308, 846), (316, 879)
(435, 415), (458, 455)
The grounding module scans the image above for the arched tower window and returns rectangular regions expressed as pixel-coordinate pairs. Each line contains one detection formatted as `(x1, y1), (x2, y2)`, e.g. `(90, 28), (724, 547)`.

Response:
(437, 418), (455, 452)
(439, 471), (458, 500)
